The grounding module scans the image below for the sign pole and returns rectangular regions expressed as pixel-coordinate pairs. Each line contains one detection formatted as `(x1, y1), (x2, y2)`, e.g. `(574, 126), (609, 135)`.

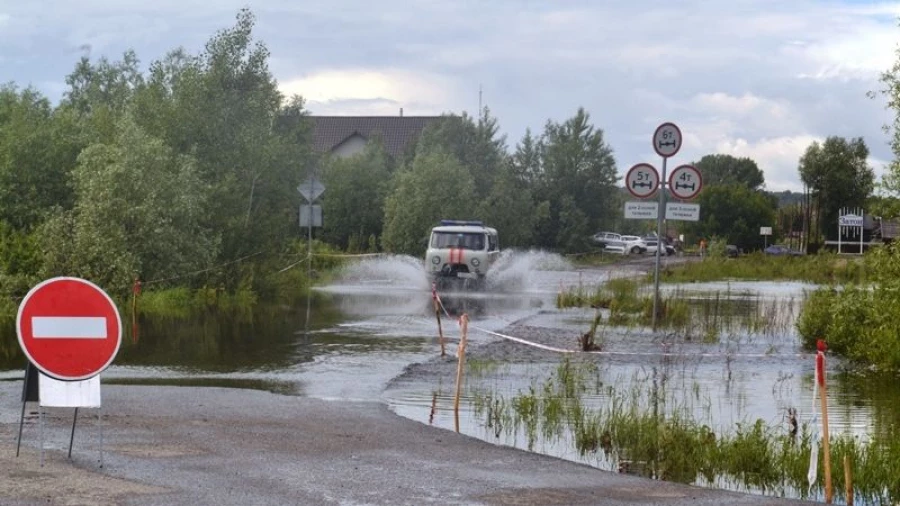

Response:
(653, 156), (666, 331)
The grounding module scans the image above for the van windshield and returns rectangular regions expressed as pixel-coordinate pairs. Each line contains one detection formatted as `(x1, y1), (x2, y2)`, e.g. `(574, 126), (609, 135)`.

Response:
(431, 232), (485, 250)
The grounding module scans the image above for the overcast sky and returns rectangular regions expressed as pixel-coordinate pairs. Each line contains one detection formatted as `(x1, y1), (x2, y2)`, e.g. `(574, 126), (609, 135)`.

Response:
(2, 0), (899, 192)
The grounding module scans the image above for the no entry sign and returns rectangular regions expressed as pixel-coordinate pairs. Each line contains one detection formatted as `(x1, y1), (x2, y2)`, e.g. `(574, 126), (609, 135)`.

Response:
(17, 277), (122, 381)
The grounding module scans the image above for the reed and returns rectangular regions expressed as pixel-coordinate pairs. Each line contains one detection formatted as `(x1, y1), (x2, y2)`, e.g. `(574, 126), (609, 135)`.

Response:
(471, 359), (900, 503)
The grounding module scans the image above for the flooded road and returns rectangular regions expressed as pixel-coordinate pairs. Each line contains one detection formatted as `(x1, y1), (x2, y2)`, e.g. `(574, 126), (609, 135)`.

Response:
(0, 250), (896, 501)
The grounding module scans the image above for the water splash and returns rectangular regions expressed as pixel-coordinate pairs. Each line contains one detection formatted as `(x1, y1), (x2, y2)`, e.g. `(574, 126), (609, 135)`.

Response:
(330, 254), (430, 291)
(486, 249), (573, 292)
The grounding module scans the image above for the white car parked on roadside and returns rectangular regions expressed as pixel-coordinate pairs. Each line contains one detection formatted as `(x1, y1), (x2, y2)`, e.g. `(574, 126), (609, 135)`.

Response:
(619, 235), (648, 254)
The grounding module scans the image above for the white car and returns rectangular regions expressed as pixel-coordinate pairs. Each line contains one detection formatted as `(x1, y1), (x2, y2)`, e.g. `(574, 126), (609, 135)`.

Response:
(644, 239), (675, 256)
(619, 235), (648, 254)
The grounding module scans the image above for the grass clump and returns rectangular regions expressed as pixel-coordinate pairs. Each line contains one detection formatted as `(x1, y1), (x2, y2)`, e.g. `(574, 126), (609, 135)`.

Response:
(473, 359), (900, 503)
(661, 251), (867, 285)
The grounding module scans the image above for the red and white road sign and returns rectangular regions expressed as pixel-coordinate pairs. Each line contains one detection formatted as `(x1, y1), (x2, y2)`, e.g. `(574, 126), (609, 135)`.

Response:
(668, 164), (703, 200)
(653, 122), (682, 158)
(625, 163), (660, 199)
(17, 277), (122, 381)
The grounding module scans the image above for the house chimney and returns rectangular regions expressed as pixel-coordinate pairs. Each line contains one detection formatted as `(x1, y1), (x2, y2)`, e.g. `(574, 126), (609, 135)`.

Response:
(399, 107), (403, 117)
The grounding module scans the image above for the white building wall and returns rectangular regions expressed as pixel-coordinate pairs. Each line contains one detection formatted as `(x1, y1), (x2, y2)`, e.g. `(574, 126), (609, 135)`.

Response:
(331, 134), (368, 158)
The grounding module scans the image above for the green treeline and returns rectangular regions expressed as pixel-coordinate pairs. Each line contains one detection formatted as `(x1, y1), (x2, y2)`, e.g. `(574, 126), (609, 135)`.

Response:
(0, 8), (626, 308)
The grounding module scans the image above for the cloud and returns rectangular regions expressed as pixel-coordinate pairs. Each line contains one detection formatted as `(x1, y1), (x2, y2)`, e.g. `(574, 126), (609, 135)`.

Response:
(278, 69), (462, 115)
(1, 0), (898, 192)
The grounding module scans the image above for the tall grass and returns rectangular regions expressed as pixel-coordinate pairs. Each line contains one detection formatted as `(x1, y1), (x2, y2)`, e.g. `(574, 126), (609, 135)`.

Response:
(472, 359), (900, 503)
(662, 252), (867, 285)
(557, 280), (794, 341)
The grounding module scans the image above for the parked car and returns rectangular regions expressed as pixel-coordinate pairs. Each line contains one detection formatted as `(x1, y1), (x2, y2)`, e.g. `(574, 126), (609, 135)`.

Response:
(591, 231), (621, 247)
(725, 245), (740, 258)
(619, 235), (648, 254)
(764, 244), (803, 256)
(645, 240), (675, 256)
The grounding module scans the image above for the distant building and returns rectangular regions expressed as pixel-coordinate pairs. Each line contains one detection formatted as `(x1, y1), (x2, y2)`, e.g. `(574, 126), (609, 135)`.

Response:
(309, 115), (442, 159)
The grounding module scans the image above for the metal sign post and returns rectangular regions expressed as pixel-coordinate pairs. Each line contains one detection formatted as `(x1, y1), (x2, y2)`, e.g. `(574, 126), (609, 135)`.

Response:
(298, 175), (325, 335)
(760, 226), (773, 249)
(837, 208), (864, 254)
(651, 123), (682, 331)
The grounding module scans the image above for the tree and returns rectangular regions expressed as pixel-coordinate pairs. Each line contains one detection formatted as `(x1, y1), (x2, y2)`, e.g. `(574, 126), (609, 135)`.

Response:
(38, 117), (216, 291)
(476, 165), (536, 248)
(799, 137), (874, 240)
(684, 184), (777, 249)
(128, 8), (314, 287)
(382, 148), (477, 255)
(532, 108), (618, 251)
(413, 108), (507, 200)
(693, 154), (765, 190)
(320, 139), (391, 250)
(0, 86), (80, 230)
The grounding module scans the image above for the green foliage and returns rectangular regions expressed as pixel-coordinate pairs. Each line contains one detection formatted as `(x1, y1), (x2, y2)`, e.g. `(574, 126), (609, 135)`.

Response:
(533, 108), (619, 251)
(0, 85), (81, 229)
(663, 252), (867, 285)
(474, 359), (900, 502)
(797, 243), (900, 369)
(798, 137), (874, 240)
(682, 184), (776, 250)
(321, 139), (391, 249)
(381, 148), (477, 255)
(37, 116), (216, 293)
(693, 154), (765, 190)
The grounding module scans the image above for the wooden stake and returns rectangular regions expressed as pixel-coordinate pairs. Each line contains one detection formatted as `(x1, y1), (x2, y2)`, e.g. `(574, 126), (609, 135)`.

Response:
(432, 283), (445, 357)
(844, 454), (853, 505)
(453, 314), (469, 433)
(434, 299), (445, 357)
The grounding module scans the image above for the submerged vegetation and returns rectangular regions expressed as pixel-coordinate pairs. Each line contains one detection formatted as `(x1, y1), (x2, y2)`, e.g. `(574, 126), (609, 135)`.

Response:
(470, 359), (900, 504)
(556, 277), (795, 342)
(661, 252), (867, 285)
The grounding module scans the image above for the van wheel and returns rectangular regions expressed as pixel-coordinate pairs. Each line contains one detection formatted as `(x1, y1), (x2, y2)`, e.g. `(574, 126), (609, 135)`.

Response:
(631, 246), (642, 254)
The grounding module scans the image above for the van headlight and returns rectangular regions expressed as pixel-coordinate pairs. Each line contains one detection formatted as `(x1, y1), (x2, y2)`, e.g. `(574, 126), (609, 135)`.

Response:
(432, 256), (441, 265)
(471, 258), (480, 266)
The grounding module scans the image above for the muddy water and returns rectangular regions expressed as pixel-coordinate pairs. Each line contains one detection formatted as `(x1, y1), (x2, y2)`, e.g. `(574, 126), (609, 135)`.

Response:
(1, 252), (897, 491)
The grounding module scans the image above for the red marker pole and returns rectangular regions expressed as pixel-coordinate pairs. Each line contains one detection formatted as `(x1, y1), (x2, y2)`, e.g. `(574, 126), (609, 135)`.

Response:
(817, 339), (832, 503)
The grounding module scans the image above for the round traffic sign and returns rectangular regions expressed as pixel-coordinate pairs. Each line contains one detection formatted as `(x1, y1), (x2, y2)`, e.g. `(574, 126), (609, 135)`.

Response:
(17, 277), (122, 381)
(625, 163), (659, 199)
(653, 122), (682, 158)
(668, 164), (703, 200)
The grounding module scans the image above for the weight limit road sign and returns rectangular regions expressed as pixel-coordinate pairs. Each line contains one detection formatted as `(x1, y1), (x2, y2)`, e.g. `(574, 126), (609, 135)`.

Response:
(668, 164), (703, 200)
(653, 122), (682, 158)
(17, 277), (122, 381)
(625, 163), (659, 199)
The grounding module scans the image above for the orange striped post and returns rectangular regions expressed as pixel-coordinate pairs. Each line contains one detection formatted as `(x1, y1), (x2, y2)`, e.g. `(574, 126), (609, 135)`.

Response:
(817, 339), (832, 504)
(454, 313), (470, 433)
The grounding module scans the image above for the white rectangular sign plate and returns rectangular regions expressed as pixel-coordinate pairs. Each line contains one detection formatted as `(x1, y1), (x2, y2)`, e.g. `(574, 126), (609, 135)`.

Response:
(624, 201), (659, 220)
(760, 226), (773, 236)
(32, 317), (107, 339)
(665, 203), (700, 221)
(39, 373), (102, 408)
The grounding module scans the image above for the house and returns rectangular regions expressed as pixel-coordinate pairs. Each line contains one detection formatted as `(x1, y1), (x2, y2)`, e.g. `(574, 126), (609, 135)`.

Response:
(309, 114), (442, 159)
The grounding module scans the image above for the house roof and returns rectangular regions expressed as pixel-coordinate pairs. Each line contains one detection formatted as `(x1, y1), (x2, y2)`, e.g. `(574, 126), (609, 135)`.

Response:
(310, 116), (441, 158)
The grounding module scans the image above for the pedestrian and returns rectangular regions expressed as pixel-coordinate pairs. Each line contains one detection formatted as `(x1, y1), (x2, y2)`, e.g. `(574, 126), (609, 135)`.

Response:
(700, 238), (707, 258)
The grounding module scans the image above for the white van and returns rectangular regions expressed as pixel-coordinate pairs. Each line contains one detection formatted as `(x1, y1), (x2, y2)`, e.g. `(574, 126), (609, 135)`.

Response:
(426, 220), (499, 286)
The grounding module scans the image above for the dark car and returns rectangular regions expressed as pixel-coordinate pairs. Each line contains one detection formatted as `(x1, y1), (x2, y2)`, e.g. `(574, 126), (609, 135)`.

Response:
(725, 245), (740, 258)
(764, 245), (803, 256)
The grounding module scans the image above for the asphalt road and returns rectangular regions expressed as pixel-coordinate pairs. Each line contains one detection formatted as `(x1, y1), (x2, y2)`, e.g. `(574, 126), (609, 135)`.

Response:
(0, 382), (817, 505)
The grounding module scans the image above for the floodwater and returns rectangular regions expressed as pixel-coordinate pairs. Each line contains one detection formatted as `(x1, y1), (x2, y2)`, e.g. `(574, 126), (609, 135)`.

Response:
(1, 250), (897, 499)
